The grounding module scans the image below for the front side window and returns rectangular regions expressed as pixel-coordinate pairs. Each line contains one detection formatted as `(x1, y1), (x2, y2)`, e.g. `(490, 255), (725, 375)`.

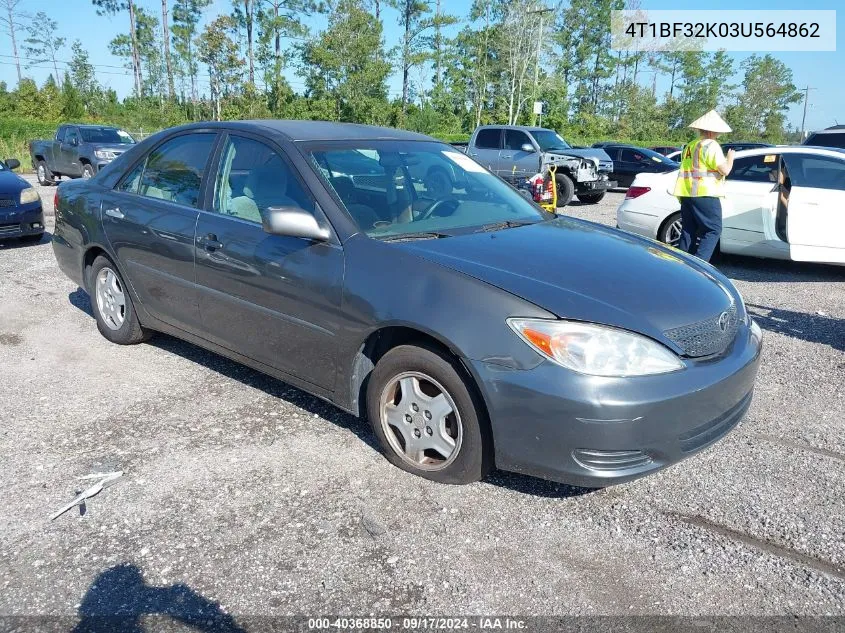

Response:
(727, 155), (780, 183)
(504, 130), (531, 151)
(65, 129), (80, 145)
(212, 135), (314, 224)
(782, 153), (845, 191)
(129, 133), (215, 207)
(310, 141), (546, 238)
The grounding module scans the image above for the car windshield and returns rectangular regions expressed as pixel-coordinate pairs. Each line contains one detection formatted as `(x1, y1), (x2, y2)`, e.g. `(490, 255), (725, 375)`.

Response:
(0, 162), (5, 171)
(532, 130), (571, 151)
(79, 128), (136, 144)
(310, 141), (546, 239)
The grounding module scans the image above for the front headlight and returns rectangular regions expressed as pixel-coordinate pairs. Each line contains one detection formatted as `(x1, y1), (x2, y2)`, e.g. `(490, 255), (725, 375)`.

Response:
(19, 187), (39, 205)
(95, 149), (116, 160)
(508, 318), (684, 377)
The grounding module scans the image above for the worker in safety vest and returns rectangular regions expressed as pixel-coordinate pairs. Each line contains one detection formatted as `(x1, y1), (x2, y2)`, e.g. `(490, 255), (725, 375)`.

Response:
(673, 110), (735, 262)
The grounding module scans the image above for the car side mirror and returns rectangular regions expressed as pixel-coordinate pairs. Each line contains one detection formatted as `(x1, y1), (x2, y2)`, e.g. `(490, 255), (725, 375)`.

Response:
(262, 206), (331, 241)
(520, 143), (535, 153)
(5, 158), (20, 171)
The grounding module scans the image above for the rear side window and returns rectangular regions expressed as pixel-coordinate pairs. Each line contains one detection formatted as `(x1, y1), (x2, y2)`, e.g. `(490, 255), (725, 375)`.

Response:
(475, 128), (501, 150)
(804, 133), (845, 150)
(782, 154), (845, 191)
(727, 155), (779, 183)
(125, 133), (216, 207)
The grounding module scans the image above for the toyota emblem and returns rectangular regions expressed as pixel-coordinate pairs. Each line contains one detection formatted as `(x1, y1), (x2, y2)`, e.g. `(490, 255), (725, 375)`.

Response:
(718, 311), (730, 332)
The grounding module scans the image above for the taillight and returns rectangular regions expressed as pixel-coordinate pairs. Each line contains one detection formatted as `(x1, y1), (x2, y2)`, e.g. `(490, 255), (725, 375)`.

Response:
(53, 190), (59, 213)
(625, 186), (651, 199)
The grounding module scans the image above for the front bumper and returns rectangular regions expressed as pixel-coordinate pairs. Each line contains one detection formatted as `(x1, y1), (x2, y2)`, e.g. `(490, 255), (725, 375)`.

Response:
(0, 202), (45, 240)
(470, 321), (762, 487)
(577, 177), (616, 191)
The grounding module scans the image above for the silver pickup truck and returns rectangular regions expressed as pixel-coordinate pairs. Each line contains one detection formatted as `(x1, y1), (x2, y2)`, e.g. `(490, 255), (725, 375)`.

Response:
(461, 125), (615, 206)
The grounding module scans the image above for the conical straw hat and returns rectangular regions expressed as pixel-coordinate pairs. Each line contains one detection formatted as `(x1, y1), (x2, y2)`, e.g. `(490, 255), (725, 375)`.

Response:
(688, 110), (732, 134)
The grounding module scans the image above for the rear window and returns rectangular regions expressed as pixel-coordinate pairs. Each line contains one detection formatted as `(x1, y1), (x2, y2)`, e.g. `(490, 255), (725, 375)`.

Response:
(804, 133), (845, 150)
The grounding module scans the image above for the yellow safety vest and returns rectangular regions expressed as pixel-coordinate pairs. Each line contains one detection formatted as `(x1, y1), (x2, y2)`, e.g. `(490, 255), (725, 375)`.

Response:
(673, 139), (725, 198)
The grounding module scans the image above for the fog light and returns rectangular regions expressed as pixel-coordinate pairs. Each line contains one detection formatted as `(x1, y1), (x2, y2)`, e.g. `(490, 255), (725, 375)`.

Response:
(32, 222), (43, 229)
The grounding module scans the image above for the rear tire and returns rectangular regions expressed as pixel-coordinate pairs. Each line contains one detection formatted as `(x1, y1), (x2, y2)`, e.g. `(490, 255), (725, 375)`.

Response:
(576, 191), (606, 204)
(555, 174), (575, 208)
(88, 255), (149, 345)
(36, 160), (53, 186)
(658, 211), (682, 247)
(366, 344), (491, 485)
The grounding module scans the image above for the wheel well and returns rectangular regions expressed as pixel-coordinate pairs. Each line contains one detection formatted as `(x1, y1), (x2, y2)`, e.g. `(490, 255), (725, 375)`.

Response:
(657, 210), (681, 241)
(350, 326), (489, 421)
(33, 154), (45, 163)
(82, 246), (109, 291)
(80, 158), (91, 165)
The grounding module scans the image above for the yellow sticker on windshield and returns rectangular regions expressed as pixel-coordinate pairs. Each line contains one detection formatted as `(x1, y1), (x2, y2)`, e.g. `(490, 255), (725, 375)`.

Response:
(763, 154), (777, 163)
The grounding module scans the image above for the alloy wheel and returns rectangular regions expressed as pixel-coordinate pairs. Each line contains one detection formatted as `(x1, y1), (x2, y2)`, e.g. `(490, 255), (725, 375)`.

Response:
(379, 371), (463, 471)
(95, 267), (126, 331)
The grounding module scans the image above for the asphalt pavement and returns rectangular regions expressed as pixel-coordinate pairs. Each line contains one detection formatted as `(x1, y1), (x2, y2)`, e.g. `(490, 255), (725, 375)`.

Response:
(1, 177), (843, 626)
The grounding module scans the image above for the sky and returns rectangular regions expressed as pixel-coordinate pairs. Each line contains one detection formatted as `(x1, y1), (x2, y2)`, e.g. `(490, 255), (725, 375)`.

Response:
(0, 0), (842, 133)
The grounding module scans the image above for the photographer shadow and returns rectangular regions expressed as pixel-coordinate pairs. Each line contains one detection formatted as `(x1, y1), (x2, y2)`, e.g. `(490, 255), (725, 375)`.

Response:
(73, 564), (245, 633)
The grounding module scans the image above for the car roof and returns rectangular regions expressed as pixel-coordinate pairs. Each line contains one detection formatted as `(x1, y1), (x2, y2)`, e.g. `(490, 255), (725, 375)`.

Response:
(475, 124), (553, 133)
(807, 128), (845, 134)
(733, 145), (845, 158)
(165, 120), (435, 142)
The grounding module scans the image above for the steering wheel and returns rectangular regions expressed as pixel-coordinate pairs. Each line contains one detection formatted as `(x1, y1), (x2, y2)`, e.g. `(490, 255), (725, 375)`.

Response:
(418, 198), (460, 221)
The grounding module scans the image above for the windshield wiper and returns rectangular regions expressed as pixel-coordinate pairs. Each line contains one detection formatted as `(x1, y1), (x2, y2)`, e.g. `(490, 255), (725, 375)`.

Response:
(476, 220), (537, 233)
(379, 232), (452, 242)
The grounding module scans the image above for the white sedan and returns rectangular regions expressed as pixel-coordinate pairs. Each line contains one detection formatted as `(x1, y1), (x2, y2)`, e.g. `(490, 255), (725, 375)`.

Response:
(616, 146), (845, 265)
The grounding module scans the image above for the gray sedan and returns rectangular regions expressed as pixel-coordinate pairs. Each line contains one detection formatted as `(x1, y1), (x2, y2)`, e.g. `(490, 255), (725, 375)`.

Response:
(51, 121), (762, 487)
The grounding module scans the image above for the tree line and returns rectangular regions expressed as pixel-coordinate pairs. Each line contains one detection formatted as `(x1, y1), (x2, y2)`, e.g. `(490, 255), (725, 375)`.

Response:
(0, 0), (804, 145)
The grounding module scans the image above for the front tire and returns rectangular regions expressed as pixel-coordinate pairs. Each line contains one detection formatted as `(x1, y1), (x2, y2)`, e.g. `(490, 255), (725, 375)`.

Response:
(555, 174), (575, 208)
(366, 344), (491, 484)
(88, 255), (149, 345)
(576, 191), (606, 204)
(81, 163), (95, 179)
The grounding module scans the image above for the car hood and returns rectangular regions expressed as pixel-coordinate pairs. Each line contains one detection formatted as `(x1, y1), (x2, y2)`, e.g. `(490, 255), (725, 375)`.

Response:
(544, 147), (613, 171)
(0, 170), (30, 194)
(396, 217), (737, 350)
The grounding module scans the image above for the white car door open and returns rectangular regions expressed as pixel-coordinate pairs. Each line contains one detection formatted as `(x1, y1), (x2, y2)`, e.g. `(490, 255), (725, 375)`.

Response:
(782, 153), (845, 264)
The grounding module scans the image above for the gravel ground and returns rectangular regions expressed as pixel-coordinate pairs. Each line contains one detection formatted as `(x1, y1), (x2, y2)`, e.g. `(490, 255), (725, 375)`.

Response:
(1, 176), (844, 626)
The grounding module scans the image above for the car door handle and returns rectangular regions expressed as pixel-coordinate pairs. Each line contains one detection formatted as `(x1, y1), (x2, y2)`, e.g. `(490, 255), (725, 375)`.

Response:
(501, 154), (513, 159)
(200, 233), (224, 251)
(104, 206), (124, 219)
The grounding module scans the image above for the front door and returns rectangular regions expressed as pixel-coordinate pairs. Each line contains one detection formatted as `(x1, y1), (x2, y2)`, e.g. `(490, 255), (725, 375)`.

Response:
(782, 153), (845, 264)
(60, 127), (81, 176)
(194, 133), (344, 389)
(101, 132), (217, 331)
(500, 129), (540, 180)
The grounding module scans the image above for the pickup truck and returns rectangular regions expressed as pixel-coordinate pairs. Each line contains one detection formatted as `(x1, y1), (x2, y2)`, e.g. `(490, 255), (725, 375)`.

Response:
(30, 124), (136, 185)
(460, 125), (615, 206)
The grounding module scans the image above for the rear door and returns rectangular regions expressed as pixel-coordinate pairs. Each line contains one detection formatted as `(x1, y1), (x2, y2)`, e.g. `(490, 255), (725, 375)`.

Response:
(501, 129), (540, 179)
(781, 152), (845, 263)
(100, 131), (218, 331)
(194, 132), (344, 389)
(468, 128), (503, 175)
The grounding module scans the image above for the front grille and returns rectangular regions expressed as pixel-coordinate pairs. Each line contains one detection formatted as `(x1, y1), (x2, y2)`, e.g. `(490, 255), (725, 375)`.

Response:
(678, 392), (752, 453)
(0, 224), (21, 236)
(572, 448), (653, 472)
(664, 301), (739, 357)
(0, 198), (15, 208)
